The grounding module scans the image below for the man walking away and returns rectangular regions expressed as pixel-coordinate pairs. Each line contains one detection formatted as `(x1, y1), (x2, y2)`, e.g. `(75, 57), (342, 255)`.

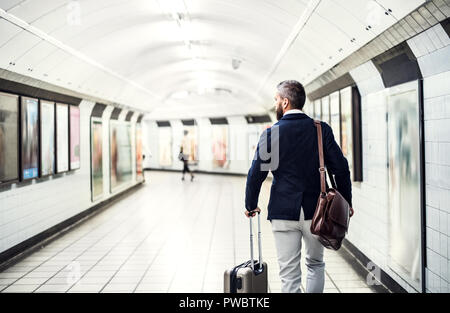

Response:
(244, 80), (352, 293)
(179, 147), (195, 182)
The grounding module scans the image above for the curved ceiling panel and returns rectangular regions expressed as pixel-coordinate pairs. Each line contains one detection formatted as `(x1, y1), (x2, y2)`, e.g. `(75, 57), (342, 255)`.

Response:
(0, 0), (426, 117)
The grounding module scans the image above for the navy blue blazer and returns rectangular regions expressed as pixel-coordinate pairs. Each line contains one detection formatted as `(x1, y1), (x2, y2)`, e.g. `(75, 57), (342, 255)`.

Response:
(245, 113), (352, 221)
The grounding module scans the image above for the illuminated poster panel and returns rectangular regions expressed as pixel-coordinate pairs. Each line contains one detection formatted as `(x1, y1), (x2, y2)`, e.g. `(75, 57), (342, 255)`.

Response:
(313, 99), (321, 120)
(0, 92), (19, 184)
(158, 127), (172, 167)
(56, 103), (69, 173)
(248, 124), (271, 167)
(40, 100), (55, 176)
(136, 124), (144, 182)
(387, 80), (422, 291)
(70, 106), (80, 170)
(91, 119), (103, 201)
(21, 97), (39, 180)
(212, 125), (229, 169)
(321, 96), (330, 124)
(340, 87), (353, 179)
(110, 121), (132, 192)
(181, 126), (198, 163)
(330, 91), (341, 148)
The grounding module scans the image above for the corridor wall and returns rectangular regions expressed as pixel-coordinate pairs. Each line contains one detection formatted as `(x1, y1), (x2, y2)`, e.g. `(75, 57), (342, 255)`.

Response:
(0, 99), (143, 258)
(408, 23), (450, 293)
(346, 22), (450, 293)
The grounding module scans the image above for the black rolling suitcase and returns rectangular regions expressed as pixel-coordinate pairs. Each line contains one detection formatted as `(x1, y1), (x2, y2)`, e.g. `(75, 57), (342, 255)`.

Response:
(224, 212), (268, 293)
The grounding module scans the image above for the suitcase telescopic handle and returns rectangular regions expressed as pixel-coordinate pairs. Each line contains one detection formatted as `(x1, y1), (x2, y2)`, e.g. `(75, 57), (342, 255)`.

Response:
(249, 212), (263, 271)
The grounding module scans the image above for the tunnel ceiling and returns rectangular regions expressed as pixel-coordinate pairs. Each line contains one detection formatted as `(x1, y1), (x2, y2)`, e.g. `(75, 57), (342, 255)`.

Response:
(0, 0), (426, 118)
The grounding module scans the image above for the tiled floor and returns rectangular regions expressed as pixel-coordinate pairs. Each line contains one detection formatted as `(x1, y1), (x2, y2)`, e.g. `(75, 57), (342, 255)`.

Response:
(0, 171), (388, 293)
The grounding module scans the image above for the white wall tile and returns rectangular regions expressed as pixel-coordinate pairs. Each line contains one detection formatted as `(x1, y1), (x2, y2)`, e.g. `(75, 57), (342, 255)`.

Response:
(408, 24), (450, 59)
(426, 164), (440, 187)
(441, 234), (448, 259)
(428, 248), (440, 276)
(424, 71), (450, 99)
(427, 26), (445, 50)
(426, 185), (440, 208)
(418, 45), (450, 78)
(440, 211), (448, 235)
(440, 256), (448, 284)
(427, 227), (433, 250)
(425, 120), (436, 143)
(433, 228), (441, 255)
(440, 166), (450, 189)
(434, 25), (450, 47)
(448, 260), (450, 284)
(440, 143), (450, 166)
(408, 35), (429, 58)
(427, 206), (440, 231)
(435, 119), (450, 143)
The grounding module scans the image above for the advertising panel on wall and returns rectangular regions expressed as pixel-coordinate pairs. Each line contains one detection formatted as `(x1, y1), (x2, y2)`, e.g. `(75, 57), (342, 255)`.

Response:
(212, 125), (229, 169)
(330, 91), (341, 148)
(387, 80), (422, 292)
(313, 99), (321, 120)
(0, 92), (19, 184)
(136, 123), (144, 182)
(21, 97), (39, 180)
(110, 121), (132, 192)
(340, 87), (353, 179)
(181, 126), (198, 163)
(40, 100), (55, 176)
(56, 103), (69, 173)
(247, 124), (271, 167)
(70, 105), (80, 170)
(158, 127), (172, 167)
(321, 96), (330, 124)
(91, 118), (103, 201)
(303, 100), (312, 116)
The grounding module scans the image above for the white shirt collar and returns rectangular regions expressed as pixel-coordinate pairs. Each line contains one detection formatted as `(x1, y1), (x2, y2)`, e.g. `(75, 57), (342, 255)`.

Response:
(283, 109), (304, 116)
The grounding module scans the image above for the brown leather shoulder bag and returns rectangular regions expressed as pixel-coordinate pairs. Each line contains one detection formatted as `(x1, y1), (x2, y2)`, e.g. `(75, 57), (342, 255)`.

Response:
(310, 120), (354, 251)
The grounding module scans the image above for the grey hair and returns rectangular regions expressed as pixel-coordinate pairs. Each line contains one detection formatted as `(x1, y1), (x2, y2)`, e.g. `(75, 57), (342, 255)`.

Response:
(277, 80), (306, 110)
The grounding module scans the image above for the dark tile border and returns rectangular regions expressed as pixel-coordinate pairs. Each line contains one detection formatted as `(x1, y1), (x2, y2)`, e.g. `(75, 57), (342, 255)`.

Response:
(0, 183), (143, 272)
(0, 78), (82, 106)
(341, 239), (407, 293)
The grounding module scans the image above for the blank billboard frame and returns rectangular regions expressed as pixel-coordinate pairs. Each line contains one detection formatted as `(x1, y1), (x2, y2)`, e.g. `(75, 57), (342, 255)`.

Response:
(39, 100), (56, 178)
(20, 97), (39, 181)
(0, 92), (20, 186)
(55, 103), (70, 174)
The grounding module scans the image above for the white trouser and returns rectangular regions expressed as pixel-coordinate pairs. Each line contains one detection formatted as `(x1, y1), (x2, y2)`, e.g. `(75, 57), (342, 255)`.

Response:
(271, 209), (325, 293)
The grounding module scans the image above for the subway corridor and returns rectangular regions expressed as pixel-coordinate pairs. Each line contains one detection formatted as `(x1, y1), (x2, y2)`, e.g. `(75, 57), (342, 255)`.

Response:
(0, 172), (387, 293)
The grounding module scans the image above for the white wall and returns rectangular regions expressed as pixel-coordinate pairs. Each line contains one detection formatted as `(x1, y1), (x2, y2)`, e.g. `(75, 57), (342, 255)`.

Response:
(345, 23), (450, 293)
(0, 100), (142, 255)
(408, 24), (450, 293)
(348, 60), (401, 289)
